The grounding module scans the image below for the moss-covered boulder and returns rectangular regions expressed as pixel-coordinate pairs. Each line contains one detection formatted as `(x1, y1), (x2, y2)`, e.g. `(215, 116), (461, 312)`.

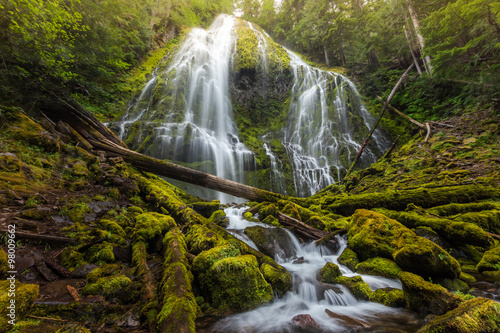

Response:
(186, 224), (225, 255)
(434, 277), (470, 293)
(205, 254), (273, 313)
(399, 271), (462, 316)
(355, 257), (402, 279)
(369, 287), (405, 308)
(209, 210), (229, 227)
(348, 209), (461, 278)
(338, 247), (359, 271)
(260, 261), (292, 298)
(0, 280), (39, 332)
(244, 225), (296, 259)
(333, 276), (372, 301)
(476, 246), (500, 273)
(319, 262), (342, 284)
(417, 297), (500, 333)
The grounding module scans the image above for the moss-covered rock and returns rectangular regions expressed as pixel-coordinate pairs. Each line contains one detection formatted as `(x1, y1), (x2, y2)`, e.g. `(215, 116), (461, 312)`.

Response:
(319, 262), (342, 284)
(348, 209), (461, 278)
(260, 262), (292, 298)
(476, 246), (500, 273)
(244, 225), (295, 259)
(435, 277), (470, 293)
(206, 254), (273, 313)
(259, 203), (278, 220)
(333, 275), (372, 301)
(399, 271), (462, 316)
(338, 247), (359, 271)
(0, 280), (39, 332)
(417, 297), (500, 333)
(208, 210), (229, 227)
(355, 257), (402, 279)
(369, 287), (405, 308)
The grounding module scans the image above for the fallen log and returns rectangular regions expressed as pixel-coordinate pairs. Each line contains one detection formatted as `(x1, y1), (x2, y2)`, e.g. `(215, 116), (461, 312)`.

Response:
(276, 212), (339, 251)
(0, 229), (76, 245)
(42, 99), (287, 203)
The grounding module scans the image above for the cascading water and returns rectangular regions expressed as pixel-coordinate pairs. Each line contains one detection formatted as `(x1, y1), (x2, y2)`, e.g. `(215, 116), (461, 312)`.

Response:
(114, 14), (391, 200)
(279, 52), (390, 197)
(206, 208), (421, 333)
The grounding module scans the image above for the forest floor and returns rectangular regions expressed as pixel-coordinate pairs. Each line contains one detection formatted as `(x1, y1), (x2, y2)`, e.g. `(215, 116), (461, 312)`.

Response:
(0, 104), (499, 332)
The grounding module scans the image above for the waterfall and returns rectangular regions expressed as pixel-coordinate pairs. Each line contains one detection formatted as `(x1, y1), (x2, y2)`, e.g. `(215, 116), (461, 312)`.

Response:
(114, 14), (391, 200)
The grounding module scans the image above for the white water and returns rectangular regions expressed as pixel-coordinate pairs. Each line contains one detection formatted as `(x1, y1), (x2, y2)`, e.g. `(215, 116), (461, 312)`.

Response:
(209, 207), (415, 333)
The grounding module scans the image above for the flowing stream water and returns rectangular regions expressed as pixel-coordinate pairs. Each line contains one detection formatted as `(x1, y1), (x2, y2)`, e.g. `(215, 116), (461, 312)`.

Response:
(114, 14), (390, 199)
(201, 207), (422, 333)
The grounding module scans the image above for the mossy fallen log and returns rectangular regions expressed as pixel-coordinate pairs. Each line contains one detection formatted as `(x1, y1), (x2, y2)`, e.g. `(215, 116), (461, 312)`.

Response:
(322, 184), (500, 216)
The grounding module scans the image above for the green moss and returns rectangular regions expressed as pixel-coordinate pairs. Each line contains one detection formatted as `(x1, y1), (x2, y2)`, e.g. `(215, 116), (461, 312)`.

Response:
(86, 243), (115, 264)
(355, 257), (402, 278)
(399, 271), (462, 316)
(333, 275), (372, 301)
(259, 203), (278, 220)
(60, 249), (86, 271)
(369, 287), (405, 308)
(0, 153), (22, 172)
(83, 274), (131, 298)
(281, 202), (301, 220)
(0, 280), (39, 330)
(418, 297), (500, 333)
(86, 264), (122, 283)
(186, 224), (225, 255)
(193, 243), (242, 277)
(477, 246), (500, 273)
(208, 210), (229, 227)
(190, 201), (220, 218)
(260, 262), (291, 298)
(261, 215), (280, 227)
(319, 262), (342, 283)
(338, 248), (359, 271)
(207, 255), (273, 312)
(55, 324), (92, 333)
(348, 209), (461, 278)
(0, 248), (8, 279)
(61, 201), (91, 223)
(98, 219), (125, 237)
(377, 209), (494, 248)
(133, 212), (175, 243)
(434, 277), (470, 293)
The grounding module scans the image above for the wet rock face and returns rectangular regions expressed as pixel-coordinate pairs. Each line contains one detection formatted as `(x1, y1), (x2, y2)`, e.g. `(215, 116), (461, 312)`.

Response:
(244, 225), (296, 260)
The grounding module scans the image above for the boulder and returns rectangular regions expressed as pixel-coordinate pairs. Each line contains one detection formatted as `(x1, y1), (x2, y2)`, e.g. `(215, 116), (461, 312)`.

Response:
(399, 271), (462, 316)
(476, 246), (500, 273)
(417, 297), (500, 333)
(355, 257), (402, 278)
(369, 287), (405, 308)
(244, 225), (296, 259)
(348, 209), (461, 278)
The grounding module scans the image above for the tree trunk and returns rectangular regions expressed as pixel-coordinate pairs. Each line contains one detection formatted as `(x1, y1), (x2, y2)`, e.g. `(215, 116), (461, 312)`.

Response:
(406, 0), (432, 75)
(323, 41), (330, 66)
(42, 99), (287, 203)
(404, 24), (423, 75)
(343, 63), (415, 180)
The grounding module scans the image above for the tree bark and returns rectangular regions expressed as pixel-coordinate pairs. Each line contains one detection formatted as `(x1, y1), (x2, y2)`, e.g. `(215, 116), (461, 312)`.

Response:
(404, 24), (423, 75)
(406, 0), (432, 75)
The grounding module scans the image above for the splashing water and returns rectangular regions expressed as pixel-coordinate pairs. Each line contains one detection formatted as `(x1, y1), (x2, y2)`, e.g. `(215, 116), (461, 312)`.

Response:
(204, 207), (420, 333)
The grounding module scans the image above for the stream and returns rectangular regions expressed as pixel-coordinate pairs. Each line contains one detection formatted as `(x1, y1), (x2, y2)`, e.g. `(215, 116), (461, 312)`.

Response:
(200, 207), (423, 333)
